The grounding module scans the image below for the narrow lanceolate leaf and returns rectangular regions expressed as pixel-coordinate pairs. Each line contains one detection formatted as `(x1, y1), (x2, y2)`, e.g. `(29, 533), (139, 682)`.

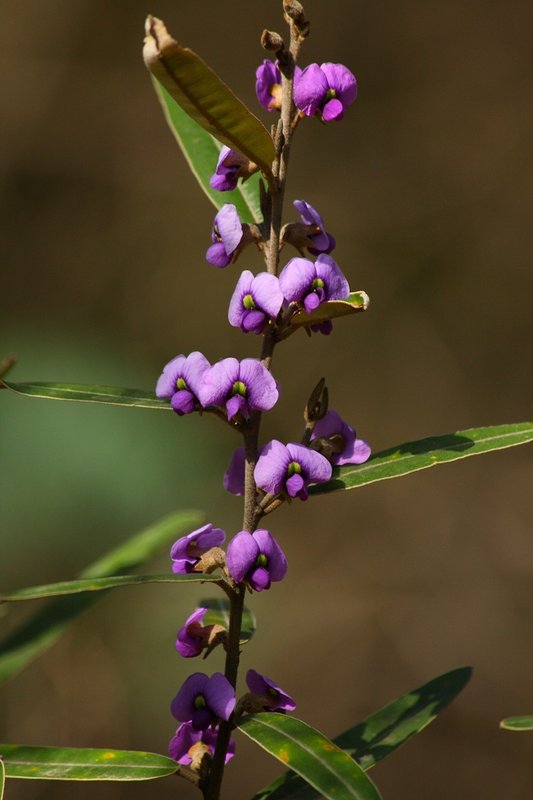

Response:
(500, 716), (533, 731)
(0, 573), (218, 603)
(154, 82), (263, 224)
(0, 756), (5, 800)
(251, 667), (472, 800)
(143, 16), (275, 176)
(1, 381), (170, 410)
(0, 509), (203, 684)
(0, 745), (177, 781)
(200, 597), (256, 645)
(238, 714), (382, 800)
(291, 292), (370, 329)
(310, 422), (533, 495)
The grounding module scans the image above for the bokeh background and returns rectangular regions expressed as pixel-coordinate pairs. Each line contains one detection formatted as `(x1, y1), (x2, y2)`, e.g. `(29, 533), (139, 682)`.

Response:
(1, 0), (532, 798)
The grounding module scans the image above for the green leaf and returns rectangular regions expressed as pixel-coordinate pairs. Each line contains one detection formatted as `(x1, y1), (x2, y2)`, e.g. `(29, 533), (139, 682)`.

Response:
(200, 597), (256, 645)
(0, 573), (219, 603)
(143, 17), (275, 176)
(252, 667), (472, 800)
(0, 509), (202, 684)
(238, 714), (382, 800)
(1, 380), (170, 409)
(291, 292), (370, 329)
(500, 716), (533, 731)
(310, 422), (533, 495)
(0, 744), (177, 781)
(0, 756), (5, 800)
(154, 82), (263, 224)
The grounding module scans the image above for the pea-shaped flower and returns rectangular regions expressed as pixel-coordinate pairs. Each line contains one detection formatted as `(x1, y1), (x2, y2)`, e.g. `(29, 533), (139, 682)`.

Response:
(279, 254), (350, 314)
(169, 722), (235, 766)
(206, 204), (245, 268)
(156, 352), (211, 415)
(170, 524), (225, 574)
(209, 146), (257, 192)
(228, 270), (284, 334)
(294, 62), (357, 122)
(246, 669), (296, 712)
(254, 440), (332, 500)
(293, 200), (336, 255)
(171, 672), (236, 731)
(256, 60), (283, 111)
(310, 410), (371, 466)
(199, 358), (279, 421)
(226, 529), (287, 591)
(175, 607), (226, 659)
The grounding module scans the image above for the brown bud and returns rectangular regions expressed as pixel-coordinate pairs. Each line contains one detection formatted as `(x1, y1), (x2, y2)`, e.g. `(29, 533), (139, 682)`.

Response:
(261, 29), (285, 52)
(193, 546), (226, 574)
(283, 0), (310, 37)
(304, 377), (328, 425)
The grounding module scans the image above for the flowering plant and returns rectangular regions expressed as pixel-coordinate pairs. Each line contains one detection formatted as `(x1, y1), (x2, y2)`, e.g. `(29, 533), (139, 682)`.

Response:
(0, 2), (531, 800)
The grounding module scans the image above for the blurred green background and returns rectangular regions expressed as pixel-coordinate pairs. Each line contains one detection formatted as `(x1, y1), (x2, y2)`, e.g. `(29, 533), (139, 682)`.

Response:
(1, 0), (532, 798)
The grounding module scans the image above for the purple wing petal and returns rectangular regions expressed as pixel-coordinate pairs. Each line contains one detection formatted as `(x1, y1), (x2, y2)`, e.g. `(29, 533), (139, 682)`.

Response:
(338, 437), (371, 466)
(246, 668), (268, 695)
(254, 440), (290, 494)
(242, 310), (267, 334)
(321, 97), (344, 122)
(168, 722), (201, 763)
(206, 242), (232, 267)
(279, 257), (316, 303)
(311, 410), (344, 439)
(226, 531), (258, 583)
(226, 393), (248, 421)
(253, 529), (287, 581)
(205, 673), (236, 721)
(181, 352), (211, 397)
(170, 390), (195, 415)
(249, 567), (271, 591)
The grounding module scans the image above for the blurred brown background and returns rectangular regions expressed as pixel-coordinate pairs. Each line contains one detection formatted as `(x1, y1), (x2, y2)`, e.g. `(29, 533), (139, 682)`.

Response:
(1, 0), (532, 798)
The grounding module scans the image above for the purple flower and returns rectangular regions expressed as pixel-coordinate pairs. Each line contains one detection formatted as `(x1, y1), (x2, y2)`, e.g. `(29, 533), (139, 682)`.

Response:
(156, 352), (211, 415)
(311, 410), (371, 466)
(293, 200), (336, 255)
(199, 358), (279, 421)
(228, 271), (284, 334)
(170, 524), (225, 574)
(224, 447), (245, 495)
(206, 205), (244, 268)
(209, 146), (257, 192)
(169, 722), (235, 766)
(171, 672), (236, 731)
(279, 254), (350, 313)
(254, 440), (332, 500)
(294, 62), (357, 122)
(176, 607), (210, 658)
(246, 669), (296, 712)
(226, 529), (287, 591)
(256, 60), (283, 111)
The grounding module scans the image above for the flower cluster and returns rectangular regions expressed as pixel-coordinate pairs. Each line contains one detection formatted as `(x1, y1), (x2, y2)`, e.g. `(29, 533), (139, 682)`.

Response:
(157, 36), (368, 778)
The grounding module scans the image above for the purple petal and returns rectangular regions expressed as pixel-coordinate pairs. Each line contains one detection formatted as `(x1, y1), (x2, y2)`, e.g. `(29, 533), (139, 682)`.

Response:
(226, 531), (258, 583)
(249, 566), (271, 591)
(224, 447), (245, 496)
(253, 529), (287, 582)
(226, 393), (248, 420)
(155, 355), (186, 398)
(256, 60), (282, 110)
(286, 472), (305, 497)
(340, 437), (371, 466)
(205, 672), (236, 721)
(209, 172), (237, 192)
(172, 558), (195, 574)
(242, 309), (267, 334)
(191, 707), (213, 731)
(321, 97), (344, 121)
(200, 727), (236, 763)
(279, 257), (316, 303)
(216, 204), (243, 256)
(246, 668), (268, 696)
(254, 440), (290, 494)
(206, 242), (232, 267)
(315, 254), (350, 299)
(311, 409), (345, 439)
(303, 292), (321, 313)
(228, 270), (254, 328)
(286, 443), (332, 484)
(293, 199), (324, 229)
(293, 63), (328, 116)
(238, 359), (279, 412)
(168, 722), (201, 764)
(309, 232), (336, 256)
(171, 672), (209, 722)
(199, 358), (239, 407)
(252, 272), (284, 318)
(171, 390), (195, 415)
(320, 62), (357, 107)
(181, 352), (211, 397)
